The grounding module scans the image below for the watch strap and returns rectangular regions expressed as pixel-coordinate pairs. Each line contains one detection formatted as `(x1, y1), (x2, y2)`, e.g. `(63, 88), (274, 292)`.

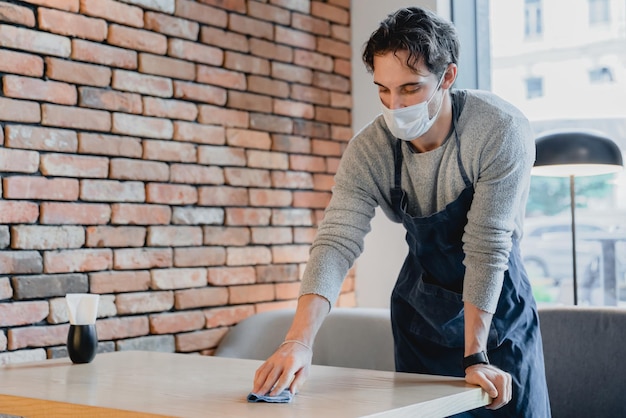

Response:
(463, 351), (489, 370)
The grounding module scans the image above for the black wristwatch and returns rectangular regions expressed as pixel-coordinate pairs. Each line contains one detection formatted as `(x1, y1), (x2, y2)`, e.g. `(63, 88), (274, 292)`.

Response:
(463, 351), (489, 370)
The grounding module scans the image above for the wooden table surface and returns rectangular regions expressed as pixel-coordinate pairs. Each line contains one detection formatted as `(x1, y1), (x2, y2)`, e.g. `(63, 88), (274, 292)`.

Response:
(0, 351), (490, 417)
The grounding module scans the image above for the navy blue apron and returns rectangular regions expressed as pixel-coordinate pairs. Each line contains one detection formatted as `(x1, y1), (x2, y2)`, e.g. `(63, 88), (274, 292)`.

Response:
(389, 92), (551, 417)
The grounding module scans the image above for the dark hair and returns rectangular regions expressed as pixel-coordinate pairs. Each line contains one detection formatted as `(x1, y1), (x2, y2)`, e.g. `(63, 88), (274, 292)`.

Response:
(362, 7), (459, 77)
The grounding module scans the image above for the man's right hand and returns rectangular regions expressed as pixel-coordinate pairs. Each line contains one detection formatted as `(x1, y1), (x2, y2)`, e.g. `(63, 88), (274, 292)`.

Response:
(252, 340), (313, 397)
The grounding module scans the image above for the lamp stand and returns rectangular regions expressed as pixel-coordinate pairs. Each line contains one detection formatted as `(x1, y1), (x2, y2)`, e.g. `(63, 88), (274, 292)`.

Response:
(569, 175), (578, 305)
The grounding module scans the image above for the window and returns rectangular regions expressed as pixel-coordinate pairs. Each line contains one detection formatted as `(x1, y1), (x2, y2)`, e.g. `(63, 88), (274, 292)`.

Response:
(589, 0), (610, 25)
(589, 66), (614, 83)
(525, 77), (543, 99)
(524, 0), (543, 38)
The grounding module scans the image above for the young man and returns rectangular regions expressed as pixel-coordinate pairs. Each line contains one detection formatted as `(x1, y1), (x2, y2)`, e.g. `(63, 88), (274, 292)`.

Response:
(253, 7), (551, 416)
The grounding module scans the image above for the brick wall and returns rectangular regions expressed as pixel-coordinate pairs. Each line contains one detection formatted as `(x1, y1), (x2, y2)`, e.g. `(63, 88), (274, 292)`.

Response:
(0, 0), (354, 365)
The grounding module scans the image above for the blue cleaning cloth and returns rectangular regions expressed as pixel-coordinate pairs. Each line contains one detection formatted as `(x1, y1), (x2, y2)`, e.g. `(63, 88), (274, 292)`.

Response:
(247, 389), (293, 403)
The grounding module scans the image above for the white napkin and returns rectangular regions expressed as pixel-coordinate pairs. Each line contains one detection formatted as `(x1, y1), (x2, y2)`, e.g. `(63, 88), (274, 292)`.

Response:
(66, 293), (100, 325)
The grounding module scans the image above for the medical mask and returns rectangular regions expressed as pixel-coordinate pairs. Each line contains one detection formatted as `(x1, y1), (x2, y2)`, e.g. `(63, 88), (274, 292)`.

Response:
(381, 73), (445, 141)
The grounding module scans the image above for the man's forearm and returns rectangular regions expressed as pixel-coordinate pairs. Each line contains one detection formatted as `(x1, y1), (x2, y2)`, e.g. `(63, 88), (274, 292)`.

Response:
(464, 301), (493, 356)
(284, 294), (331, 347)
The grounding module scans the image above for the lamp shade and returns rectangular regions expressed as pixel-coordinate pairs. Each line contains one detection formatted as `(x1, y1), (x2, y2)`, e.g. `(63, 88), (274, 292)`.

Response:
(532, 130), (624, 177)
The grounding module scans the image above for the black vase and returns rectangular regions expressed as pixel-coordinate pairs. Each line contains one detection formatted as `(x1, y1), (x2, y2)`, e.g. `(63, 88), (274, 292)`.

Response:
(67, 324), (98, 364)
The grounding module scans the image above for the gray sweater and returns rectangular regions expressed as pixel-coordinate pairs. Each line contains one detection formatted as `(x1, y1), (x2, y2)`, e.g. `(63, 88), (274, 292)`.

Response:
(300, 90), (535, 314)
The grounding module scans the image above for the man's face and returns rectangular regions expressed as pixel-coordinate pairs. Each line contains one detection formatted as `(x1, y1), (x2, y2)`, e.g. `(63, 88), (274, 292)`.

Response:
(373, 50), (441, 110)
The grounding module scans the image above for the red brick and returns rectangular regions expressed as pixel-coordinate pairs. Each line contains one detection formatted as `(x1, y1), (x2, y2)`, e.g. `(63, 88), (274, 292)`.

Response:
(228, 13), (273, 41)
(111, 203), (172, 225)
(274, 99), (315, 119)
(22, 0), (79, 11)
(330, 91), (351, 109)
(247, 150), (289, 170)
(40, 153), (108, 178)
(44, 248), (112, 273)
(272, 135), (311, 154)
(227, 246), (272, 266)
(226, 129), (271, 149)
(0, 2), (35, 26)
(249, 38), (292, 63)
(311, 1), (349, 24)
(311, 138), (342, 156)
(0, 148), (39, 173)
(145, 11), (199, 40)
(272, 244), (310, 263)
(256, 263), (299, 283)
(176, 0), (228, 27)
(200, 26), (248, 52)
(196, 65), (246, 90)
(0, 97), (41, 123)
(228, 91), (273, 113)
(46, 57), (111, 87)
(38, 7), (107, 41)
(5, 125), (77, 153)
(198, 0), (245, 12)
(170, 164), (225, 185)
(80, 179), (145, 202)
(8, 324), (67, 350)
(0, 201), (39, 224)
(198, 145), (245, 166)
(174, 246), (225, 267)
(146, 183), (198, 205)
(0, 24), (70, 57)
(292, 12), (330, 35)
(173, 81), (226, 106)
(139, 53), (195, 81)
(79, 133), (142, 157)
(207, 266), (254, 285)
(112, 70), (173, 98)
(79, 87), (142, 114)
(204, 305), (254, 328)
(168, 38), (223, 66)
(250, 113), (293, 134)
(11, 225), (84, 250)
(275, 26), (315, 49)
(314, 71), (350, 93)
(147, 226), (202, 246)
(291, 84), (330, 105)
(229, 283), (274, 304)
(294, 49), (334, 72)
(150, 310), (205, 334)
(224, 168), (271, 187)
(226, 208), (271, 226)
(198, 186), (247, 206)
(271, 171), (313, 189)
(3, 74), (79, 108)
(294, 227), (316, 244)
(334, 57), (351, 77)
(109, 24), (168, 55)
(0, 277), (12, 300)
(72, 39), (137, 69)
(80, 0), (144, 27)
(289, 154), (325, 172)
(275, 282), (301, 300)
(0, 250), (42, 274)
(89, 270), (151, 294)
(250, 226), (292, 244)
(110, 158), (169, 181)
(271, 208), (313, 226)
(42, 104), (111, 131)
(176, 327), (227, 352)
(331, 125), (352, 142)
(249, 188), (293, 209)
(40, 202), (111, 225)
(313, 173), (334, 191)
(113, 247), (172, 269)
(270, 0), (309, 13)
(96, 316), (149, 341)
(116, 291), (174, 315)
(248, 75), (289, 98)
(143, 140), (196, 163)
(171, 207), (224, 225)
(317, 37), (350, 59)
(326, 157), (340, 173)
(331, 23), (350, 42)
(0, 50), (43, 77)
(175, 286), (228, 310)
(203, 226), (250, 246)
(0, 301), (48, 327)
(248, 1), (290, 24)
(173, 121), (225, 145)
(3, 176), (78, 201)
(112, 113), (173, 140)
(151, 267), (207, 290)
(197, 105), (248, 128)
(272, 62), (313, 84)
(143, 97), (198, 121)
(316, 106), (349, 125)
(224, 51), (270, 76)
(86, 226), (146, 248)
(256, 299), (297, 312)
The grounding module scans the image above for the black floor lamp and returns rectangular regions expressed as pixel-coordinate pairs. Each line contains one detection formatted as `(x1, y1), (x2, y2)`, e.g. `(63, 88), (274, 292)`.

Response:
(532, 130), (623, 305)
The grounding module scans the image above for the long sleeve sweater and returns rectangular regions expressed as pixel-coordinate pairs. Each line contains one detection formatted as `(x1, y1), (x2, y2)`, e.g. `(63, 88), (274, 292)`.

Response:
(300, 89), (535, 314)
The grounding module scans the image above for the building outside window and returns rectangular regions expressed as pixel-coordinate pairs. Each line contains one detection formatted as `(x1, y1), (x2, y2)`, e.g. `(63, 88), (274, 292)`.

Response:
(489, 0), (626, 307)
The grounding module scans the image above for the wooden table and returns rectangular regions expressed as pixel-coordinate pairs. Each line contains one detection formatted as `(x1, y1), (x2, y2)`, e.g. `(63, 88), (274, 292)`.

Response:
(0, 351), (490, 417)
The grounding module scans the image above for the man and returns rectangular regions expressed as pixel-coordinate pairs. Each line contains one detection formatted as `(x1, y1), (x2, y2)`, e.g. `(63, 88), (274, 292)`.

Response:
(252, 7), (551, 416)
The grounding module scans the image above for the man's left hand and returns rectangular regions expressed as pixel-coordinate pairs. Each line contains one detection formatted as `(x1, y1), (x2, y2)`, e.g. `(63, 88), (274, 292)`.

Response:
(465, 363), (512, 410)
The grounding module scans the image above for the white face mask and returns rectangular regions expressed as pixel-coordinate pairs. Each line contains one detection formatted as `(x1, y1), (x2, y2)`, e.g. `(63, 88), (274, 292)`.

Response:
(381, 73), (446, 141)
